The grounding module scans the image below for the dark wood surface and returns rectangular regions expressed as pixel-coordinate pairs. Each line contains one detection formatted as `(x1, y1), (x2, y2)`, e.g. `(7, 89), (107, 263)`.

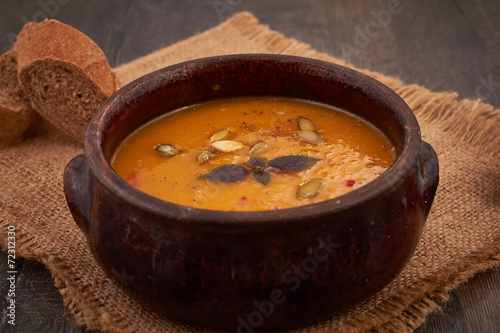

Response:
(1, 1), (499, 332)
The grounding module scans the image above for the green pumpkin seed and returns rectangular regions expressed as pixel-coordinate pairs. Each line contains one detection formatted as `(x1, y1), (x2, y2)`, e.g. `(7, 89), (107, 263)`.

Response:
(156, 144), (180, 157)
(210, 129), (231, 142)
(248, 141), (270, 156)
(297, 130), (324, 144)
(297, 116), (316, 131)
(211, 140), (245, 152)
(297, 179), (323, 199)
(198, 149), (215, 164)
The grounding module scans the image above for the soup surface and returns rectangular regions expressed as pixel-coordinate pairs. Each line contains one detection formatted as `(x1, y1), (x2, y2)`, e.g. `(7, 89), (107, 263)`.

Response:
(111, 97), (396, 211)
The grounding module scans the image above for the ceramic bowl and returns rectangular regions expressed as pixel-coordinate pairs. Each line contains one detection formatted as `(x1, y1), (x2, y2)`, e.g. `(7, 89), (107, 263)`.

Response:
(64, 54), (438, 331)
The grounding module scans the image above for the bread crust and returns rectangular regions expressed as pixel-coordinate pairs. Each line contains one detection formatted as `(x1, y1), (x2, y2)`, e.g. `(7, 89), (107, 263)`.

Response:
(15, 20), (119, 142)
(0, 102), (40, 148)
(0, 49), (39, 148)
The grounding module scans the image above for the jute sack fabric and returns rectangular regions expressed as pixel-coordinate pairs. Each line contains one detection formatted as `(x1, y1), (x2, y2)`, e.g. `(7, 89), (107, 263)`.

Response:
(1, 11), (499, 333)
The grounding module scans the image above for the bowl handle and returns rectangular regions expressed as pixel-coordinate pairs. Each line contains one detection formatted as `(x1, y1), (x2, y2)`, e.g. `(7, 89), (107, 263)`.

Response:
(418, 141), (439, 215)
(64, 154), (91, 235)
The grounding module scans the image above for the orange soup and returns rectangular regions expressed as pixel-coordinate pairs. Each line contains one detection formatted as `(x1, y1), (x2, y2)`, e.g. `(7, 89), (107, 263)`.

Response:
(111, 97), (396, 211)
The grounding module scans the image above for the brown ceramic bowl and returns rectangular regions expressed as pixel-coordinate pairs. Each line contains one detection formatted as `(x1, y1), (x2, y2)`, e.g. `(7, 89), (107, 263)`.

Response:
(64, 54), (438, 331)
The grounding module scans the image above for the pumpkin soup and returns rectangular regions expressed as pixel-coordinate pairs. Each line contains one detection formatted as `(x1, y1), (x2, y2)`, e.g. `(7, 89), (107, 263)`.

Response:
(111, 97), (396, 211)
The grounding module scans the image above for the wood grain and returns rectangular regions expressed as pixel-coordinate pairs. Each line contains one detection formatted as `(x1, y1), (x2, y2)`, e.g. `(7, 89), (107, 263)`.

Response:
(0, 1), (498, 332)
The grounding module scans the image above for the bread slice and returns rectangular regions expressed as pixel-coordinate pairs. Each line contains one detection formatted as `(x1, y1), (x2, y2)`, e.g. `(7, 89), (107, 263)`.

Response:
(0, 49), (39, 148)
(15, 20), (120, 143)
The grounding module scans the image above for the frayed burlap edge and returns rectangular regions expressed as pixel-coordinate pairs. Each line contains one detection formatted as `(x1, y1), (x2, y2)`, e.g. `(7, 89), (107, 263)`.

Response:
(1, 11), (499, 333)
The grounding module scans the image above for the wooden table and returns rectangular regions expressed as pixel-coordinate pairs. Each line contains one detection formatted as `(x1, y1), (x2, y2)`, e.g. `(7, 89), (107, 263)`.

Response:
(1, 1), (499, 332)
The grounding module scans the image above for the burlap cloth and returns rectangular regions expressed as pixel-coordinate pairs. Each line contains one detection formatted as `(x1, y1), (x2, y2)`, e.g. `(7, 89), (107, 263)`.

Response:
(1, 12), (499, 333)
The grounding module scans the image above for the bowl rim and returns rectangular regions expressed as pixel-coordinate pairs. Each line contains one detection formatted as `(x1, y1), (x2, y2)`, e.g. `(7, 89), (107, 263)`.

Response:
(85, 54), (421, 229)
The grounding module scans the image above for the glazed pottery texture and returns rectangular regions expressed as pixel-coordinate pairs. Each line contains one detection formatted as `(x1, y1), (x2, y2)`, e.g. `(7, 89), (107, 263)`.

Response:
(64, 55), (439, 331)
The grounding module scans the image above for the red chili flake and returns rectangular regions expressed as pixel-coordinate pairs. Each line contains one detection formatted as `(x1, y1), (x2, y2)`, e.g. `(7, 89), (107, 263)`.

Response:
(346, 180), (356, 187)
(275, 127), (281, 131)
(274, 206), (279, 210)
(128, 173), (138, 187)
(241, 196), (248, 201)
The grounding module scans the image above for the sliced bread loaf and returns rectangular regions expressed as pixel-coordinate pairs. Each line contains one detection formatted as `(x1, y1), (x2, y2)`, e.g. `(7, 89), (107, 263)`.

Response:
(0, 49), (39, 148)
(15, 20), (120, 143)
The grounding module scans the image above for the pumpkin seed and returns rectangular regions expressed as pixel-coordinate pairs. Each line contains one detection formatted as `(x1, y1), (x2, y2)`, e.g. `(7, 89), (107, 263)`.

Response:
(297, 130), (324, 144)
(297, 116), (316, 131)
(210, 129), (231, 142)
(156, 144), (180, 157)
(198, 149), (215, 164)
(248, 141), (269, 156)
(297, 179), (323, 199)
(211, 140), (245, 152)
